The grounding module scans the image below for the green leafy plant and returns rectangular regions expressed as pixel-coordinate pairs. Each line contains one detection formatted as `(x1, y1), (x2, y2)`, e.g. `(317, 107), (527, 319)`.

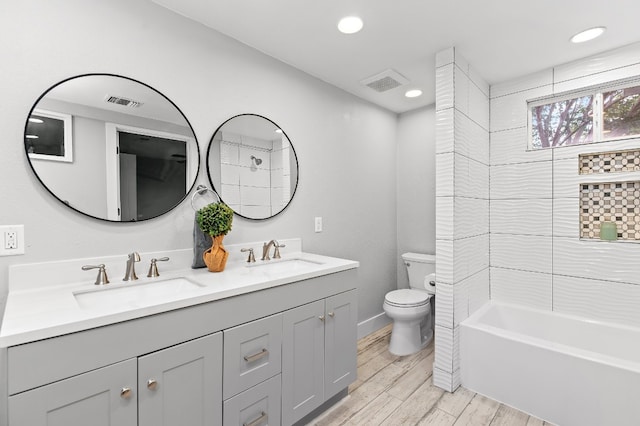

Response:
(197, 202), (234, 237)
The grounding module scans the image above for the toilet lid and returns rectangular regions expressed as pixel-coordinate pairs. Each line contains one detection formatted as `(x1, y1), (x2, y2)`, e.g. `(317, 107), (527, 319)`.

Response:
(385, 289), (431, 307)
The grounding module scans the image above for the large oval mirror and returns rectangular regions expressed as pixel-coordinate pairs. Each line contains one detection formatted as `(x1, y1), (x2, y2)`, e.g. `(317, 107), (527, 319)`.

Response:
(24, 74), (199, 222)
(206, 114), (299, 220)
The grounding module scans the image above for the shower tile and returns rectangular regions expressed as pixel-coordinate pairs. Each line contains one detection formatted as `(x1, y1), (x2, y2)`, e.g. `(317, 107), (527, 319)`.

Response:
(220, 164), (241, 185)
(455, 111), (489, 165)
(455, 197), (489, 239)
(490, 69), (552, 99)
(552, 158), (580, 199)
(436, 47), (454, 68)
(490, 267), (552, 310)
(490, 161), (552, 200)
(454, 234), (490, 283)
(454, 49), (470, 75)
(490, 127), (552, 166)
(453, 279), (469, 325)
(239, 167), (270, 188)
(436, 108), (454, 154)
(220, 131), (241, 144)
(455, 155), (489, 199)
(552, 136), (640, 161)
(469, 65), (490, 98)
(436, 196), (454, 240)
(490, 234), (552, 274)
(468, 81), (489, 131)
(490, 85), (552, 132)
(490, 199), (552, 236)
(553, 275), (640, 328)
(467, 268), (490, 315)
(433, 367), (455, 392)
(553, 236), (640, 285)
(454, 66), (469, 116)
(436, 153), (454, 197)
(436, 64), (454, 111)
(436, 282), (454, 328)
(240, 186), (270, 206)
(553, 42), (640, 84)
(220, 184), (240, 205)
(436, 239), (453, 284)
(434, 325), (459, 373)
(553, 197), (580, 238)
(220, 141), (239, 165)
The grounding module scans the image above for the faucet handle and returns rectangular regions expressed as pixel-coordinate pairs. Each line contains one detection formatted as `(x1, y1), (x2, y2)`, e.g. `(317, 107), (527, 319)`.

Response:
(147, 257), (169, 278)
(273, 242), (286, 259)
(82, 264), (110, 285)
(240, 248), (256, 263)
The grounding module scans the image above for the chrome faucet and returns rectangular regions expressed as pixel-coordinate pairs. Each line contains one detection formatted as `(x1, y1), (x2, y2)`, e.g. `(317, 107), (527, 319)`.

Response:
(123, 252), (141, 281)
(261, 240), (286, 261)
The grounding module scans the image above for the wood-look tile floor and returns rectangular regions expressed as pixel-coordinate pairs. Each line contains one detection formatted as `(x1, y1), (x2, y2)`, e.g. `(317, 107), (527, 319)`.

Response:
(310, 325), (553, 426)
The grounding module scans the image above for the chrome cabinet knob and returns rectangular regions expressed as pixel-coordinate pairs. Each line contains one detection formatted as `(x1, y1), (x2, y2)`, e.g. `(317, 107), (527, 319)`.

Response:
(147, 379), (158, 390)
(328, 312), (335, 318)
(120, 387), (132, 399)
(319, 315), (325, 321)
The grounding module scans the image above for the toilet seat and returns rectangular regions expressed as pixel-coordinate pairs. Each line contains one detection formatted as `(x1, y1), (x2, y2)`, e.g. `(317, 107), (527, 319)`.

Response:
(384, 289), (431, 308)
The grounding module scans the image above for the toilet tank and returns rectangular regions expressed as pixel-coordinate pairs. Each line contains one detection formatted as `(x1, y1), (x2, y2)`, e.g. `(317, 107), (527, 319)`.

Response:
(402, 252), (435, 292)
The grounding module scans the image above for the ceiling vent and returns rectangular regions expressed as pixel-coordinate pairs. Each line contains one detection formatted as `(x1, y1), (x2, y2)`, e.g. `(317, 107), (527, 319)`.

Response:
(360, 69), (409, 93)
(105, 95), (143, 108)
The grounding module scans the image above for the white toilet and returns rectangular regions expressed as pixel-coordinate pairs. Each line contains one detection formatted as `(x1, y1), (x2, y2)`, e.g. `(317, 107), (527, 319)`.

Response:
(383, 252), (436, 356)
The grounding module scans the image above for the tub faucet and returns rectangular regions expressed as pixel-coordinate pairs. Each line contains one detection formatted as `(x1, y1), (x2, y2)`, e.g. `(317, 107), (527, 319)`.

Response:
(261, 240), (286, 260)
(123, 252), (141, 281)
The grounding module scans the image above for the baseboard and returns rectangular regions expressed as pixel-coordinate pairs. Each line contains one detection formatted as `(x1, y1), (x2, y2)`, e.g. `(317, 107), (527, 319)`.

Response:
(357, 311), (392, 339)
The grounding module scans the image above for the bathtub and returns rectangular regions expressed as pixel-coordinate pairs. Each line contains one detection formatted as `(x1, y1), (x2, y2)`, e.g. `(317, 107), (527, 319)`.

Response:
(460, 301), (640, 426)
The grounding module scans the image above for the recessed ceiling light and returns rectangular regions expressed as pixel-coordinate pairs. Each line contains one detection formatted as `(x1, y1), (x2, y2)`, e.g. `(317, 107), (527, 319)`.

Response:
(570, 26), (606, 43)
(28, 117), (44, 124)
(405, 89), (423, 98)
(338, 16), (363, 34)
(25, 135), (39, 139)
(275, 128), (283, 134)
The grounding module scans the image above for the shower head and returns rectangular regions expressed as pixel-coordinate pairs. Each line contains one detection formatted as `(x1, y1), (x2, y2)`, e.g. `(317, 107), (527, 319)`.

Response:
(250, 155), (263, 166)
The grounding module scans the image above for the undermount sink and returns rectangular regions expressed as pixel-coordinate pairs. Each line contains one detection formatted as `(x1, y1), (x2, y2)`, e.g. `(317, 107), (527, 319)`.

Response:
(246, 258), (323, 274)
(74, 277), (205, 310)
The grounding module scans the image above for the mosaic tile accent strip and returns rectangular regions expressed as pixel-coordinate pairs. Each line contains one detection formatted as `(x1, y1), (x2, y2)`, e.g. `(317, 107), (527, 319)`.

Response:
(579, 149), (640, 174)
(580, 181), (640, 240)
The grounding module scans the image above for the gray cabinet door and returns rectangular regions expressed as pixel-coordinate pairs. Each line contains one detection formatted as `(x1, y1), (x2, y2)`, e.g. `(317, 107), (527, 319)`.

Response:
(8, 358), (137, 426)
(281, 300), (325, 426)
(324, 290), (358, 397)
(138, 332), (223, 426)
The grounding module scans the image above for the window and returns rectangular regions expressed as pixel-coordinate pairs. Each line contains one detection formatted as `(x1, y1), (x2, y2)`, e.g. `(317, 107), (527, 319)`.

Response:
(25, 109), (73, 162)
(528, 81), (640, 150)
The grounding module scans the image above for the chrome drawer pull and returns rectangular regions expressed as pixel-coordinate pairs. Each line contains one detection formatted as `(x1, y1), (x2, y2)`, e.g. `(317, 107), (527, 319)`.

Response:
(244, 348), (269, 363)
(244, 411), (268, 426)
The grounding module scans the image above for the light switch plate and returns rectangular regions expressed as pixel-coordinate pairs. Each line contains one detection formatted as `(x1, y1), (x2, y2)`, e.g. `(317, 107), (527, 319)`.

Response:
(0, 225), (25, 256)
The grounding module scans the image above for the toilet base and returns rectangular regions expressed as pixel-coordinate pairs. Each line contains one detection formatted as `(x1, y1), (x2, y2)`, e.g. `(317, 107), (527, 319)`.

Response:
(388, 319), (433, 356)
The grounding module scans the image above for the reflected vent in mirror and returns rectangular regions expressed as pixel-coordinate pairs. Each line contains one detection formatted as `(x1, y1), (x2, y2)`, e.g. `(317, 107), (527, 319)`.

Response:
(105, 95), (143, 108)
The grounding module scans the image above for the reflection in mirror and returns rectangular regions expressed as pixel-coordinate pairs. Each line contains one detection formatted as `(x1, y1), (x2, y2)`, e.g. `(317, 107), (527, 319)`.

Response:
(206, 114), (298, 220)
(24, 74), (199, 222)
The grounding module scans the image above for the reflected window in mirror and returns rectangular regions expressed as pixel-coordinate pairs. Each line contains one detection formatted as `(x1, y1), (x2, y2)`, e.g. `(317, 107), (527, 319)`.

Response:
(25, 109), (73, 162)
(24, 74), (200, 222)
(206, 114), (299, 220)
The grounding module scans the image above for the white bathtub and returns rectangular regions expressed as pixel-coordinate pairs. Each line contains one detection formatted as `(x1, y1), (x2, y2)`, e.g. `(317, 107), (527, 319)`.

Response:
(460, 301), (640, 426)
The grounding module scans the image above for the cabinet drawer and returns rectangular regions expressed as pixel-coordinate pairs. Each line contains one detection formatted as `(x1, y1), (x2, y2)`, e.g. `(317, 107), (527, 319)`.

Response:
(223, 313), (282, 399)
(223, 374), (281, 426)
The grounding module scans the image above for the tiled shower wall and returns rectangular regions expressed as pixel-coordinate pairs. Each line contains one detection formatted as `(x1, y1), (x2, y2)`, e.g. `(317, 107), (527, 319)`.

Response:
(434, 48), (490, 392)
(490, 42), (640, 327)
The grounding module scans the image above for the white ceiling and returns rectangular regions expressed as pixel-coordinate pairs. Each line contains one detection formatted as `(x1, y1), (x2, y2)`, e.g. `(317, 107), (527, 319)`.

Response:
(151, 0), (640, 114)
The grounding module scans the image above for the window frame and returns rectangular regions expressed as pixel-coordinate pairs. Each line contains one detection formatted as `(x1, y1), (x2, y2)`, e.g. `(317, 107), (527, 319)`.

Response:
(527, 77), (640, 151)
(26, 109), (74, 162)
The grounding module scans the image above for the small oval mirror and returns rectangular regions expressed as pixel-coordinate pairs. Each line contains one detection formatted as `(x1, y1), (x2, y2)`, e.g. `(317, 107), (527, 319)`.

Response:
(24, 74), (200, 222)
(206, 114), (299, 220)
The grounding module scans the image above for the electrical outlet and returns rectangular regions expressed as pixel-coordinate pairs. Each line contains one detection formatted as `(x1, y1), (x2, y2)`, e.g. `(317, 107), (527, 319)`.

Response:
(0, 225), (25, 256)
(314, 217), (323, 233)
(5, 231), (17, 249)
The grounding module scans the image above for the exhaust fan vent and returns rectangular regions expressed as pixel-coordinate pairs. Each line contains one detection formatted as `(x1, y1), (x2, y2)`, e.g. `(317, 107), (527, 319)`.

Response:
(360, 69), (409, 93)
(105, 95), (143, 108)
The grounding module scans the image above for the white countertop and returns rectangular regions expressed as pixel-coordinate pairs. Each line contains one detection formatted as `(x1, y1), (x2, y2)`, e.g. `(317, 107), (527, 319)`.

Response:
(0, 239), (358, 347)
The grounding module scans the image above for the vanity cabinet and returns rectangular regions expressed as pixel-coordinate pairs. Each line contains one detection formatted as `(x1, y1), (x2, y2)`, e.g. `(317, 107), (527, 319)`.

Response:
(8, 333), (222, 426)
(8, 359), (138, 426)
(282, 290), (357, 425)
(3, 268), (358, 426)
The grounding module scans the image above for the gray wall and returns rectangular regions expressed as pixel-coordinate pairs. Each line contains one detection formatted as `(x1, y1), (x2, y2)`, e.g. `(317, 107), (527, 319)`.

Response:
(0, 0), (400, 327)
(396, 105), (436, 289)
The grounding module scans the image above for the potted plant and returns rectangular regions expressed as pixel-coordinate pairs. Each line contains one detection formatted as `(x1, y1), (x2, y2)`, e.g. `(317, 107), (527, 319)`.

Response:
(196, 202), (234, 272)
